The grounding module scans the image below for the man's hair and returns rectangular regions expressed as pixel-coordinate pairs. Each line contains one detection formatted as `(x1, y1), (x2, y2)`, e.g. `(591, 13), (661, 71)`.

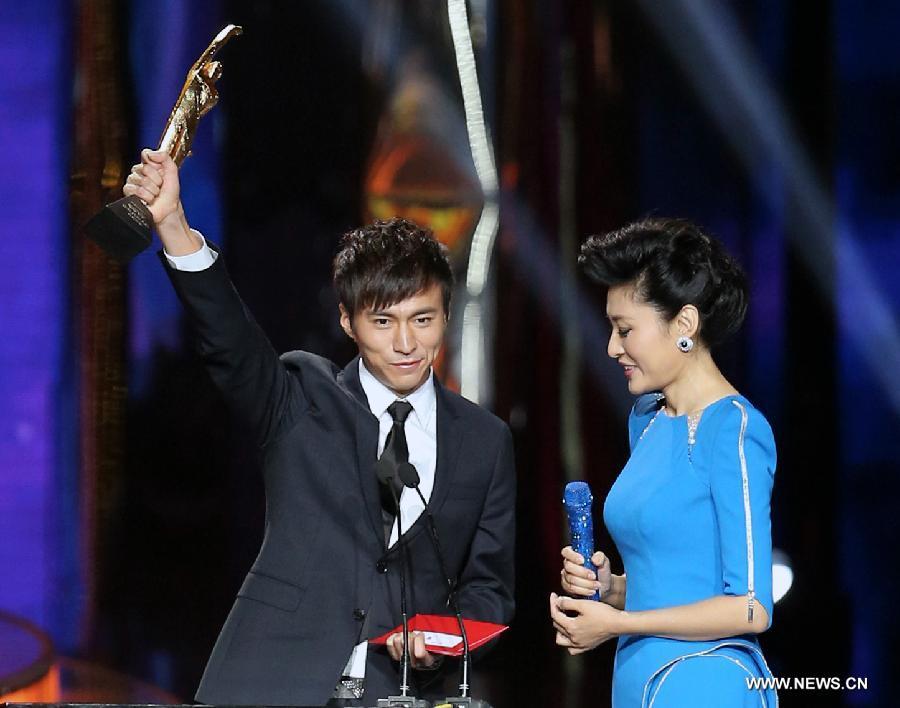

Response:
(333, 217), (454, 319)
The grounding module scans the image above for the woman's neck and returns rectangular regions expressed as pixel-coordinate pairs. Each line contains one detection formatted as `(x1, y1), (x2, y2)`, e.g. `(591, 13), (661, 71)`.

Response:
(662, 349), (738, 417)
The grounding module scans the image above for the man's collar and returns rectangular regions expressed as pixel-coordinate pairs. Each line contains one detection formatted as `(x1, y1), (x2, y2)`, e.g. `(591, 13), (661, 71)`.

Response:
(358, 358), (435, 427)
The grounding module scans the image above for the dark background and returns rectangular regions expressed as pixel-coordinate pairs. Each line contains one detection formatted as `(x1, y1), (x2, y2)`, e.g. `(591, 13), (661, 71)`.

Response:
(2, 1), (898, 706)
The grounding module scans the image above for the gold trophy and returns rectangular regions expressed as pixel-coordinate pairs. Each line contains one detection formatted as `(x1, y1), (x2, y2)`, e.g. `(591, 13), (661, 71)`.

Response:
(86, 24), (242, 263)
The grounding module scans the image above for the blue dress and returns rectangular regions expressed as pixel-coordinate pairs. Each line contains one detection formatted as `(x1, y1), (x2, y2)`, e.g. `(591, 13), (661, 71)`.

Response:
(603, 393), (778, 707)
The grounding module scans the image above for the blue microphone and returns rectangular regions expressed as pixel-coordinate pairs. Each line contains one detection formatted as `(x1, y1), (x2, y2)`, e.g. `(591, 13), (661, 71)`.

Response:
(563, 481), (600, 600)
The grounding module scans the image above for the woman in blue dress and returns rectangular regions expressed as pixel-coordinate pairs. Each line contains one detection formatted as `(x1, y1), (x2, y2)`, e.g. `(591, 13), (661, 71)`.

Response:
(550, 218), (778, 707)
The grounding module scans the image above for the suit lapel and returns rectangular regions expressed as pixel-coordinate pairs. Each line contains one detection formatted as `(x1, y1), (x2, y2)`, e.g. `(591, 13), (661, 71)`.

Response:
(338, 357), (385, 548)
(430, 377), (464, 516)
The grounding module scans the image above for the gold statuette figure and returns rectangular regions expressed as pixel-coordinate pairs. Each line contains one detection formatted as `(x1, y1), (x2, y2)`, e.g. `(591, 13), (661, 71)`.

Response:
(86, 24), (242, 263)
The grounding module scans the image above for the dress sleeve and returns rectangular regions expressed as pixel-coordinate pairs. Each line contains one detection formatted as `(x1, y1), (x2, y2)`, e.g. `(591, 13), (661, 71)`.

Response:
(708, 400), (776, 629)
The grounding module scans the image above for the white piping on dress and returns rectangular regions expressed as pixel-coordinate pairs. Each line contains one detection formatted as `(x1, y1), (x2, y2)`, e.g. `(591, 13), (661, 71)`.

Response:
(732, 399), (756, 623)
(640, 640), (777, 708)
(638, 409), (663, 443)
(648, 653), (767, 708)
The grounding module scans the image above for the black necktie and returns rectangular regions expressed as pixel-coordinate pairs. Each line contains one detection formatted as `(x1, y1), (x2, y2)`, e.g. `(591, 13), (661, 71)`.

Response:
(377, 400), (414, 518)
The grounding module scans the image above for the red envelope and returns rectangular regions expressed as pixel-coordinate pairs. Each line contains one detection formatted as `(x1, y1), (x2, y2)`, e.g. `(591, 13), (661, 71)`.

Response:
(369, 614), (509, 656)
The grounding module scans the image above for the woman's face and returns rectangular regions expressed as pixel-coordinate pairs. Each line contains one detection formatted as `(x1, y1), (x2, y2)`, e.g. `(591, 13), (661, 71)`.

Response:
(605, 283), (684, 395)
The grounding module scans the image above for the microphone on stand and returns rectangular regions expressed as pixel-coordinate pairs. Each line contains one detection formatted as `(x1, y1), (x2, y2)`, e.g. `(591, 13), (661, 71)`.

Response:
(398, 463), (491, 708)
(377, 463), (430, 708)
(563, 481), (600, 601)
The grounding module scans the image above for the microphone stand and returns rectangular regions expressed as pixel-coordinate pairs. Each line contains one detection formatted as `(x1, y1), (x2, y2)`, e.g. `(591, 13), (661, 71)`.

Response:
(399, 464), (491, 708)
(377, 474), (430, 708)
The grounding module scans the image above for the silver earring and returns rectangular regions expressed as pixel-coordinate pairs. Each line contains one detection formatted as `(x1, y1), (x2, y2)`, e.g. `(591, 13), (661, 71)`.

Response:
(676, 336), (694, 353)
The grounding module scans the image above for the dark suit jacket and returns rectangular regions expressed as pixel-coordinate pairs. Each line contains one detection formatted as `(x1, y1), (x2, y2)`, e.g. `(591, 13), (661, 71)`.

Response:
(161, 249), (515, 706)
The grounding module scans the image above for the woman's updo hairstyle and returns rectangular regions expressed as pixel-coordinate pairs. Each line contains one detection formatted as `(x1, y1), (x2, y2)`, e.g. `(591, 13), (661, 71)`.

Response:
(578, 217), (748, 348)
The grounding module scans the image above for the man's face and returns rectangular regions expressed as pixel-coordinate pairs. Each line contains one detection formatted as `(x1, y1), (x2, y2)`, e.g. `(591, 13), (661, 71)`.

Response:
(340, 283), (447, 396)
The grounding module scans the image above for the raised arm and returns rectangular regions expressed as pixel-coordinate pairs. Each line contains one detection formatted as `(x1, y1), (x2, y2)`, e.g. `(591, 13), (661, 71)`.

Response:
(124, 149), (305, 447)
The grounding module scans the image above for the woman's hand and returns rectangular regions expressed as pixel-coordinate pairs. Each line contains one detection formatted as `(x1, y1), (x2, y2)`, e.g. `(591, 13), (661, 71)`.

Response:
(560, 545), (612, 598)
(550, 591), (623, 655)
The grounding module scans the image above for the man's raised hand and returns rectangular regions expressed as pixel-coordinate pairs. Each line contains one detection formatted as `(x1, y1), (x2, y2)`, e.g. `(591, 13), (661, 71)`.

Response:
(124, 148), (200, 254)
(123, 149), (181, 225)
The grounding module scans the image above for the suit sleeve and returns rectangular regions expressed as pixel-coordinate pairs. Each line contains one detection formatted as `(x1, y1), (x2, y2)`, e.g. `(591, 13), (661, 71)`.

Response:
(159, 245), (305, 448)
(455, 424), (516, 626)
(708, 401), (776, 629)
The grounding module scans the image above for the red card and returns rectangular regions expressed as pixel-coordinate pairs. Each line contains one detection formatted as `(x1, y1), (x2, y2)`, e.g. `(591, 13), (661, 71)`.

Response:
(370, 614), (509, 656)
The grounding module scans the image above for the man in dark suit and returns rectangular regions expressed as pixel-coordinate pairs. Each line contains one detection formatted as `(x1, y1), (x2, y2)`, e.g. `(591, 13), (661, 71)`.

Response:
(123, 149), (515, 706)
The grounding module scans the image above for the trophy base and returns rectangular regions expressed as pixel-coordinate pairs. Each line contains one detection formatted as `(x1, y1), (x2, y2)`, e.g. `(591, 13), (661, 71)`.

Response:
(85, 195), (153, 263)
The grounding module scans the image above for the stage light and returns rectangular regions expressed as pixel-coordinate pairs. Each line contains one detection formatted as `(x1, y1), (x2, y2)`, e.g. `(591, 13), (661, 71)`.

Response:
(772, 548), (793, 604)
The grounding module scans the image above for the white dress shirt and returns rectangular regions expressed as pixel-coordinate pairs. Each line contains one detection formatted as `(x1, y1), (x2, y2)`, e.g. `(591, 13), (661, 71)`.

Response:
(358, 357), (437, 547)
(164, 231), (218, 271)
(343, 359), (437, 678)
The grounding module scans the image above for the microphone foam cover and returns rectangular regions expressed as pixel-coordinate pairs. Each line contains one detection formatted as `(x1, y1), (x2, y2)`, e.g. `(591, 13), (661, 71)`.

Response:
(563, 481), (593, 510)
(399, 462), (420, 488)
